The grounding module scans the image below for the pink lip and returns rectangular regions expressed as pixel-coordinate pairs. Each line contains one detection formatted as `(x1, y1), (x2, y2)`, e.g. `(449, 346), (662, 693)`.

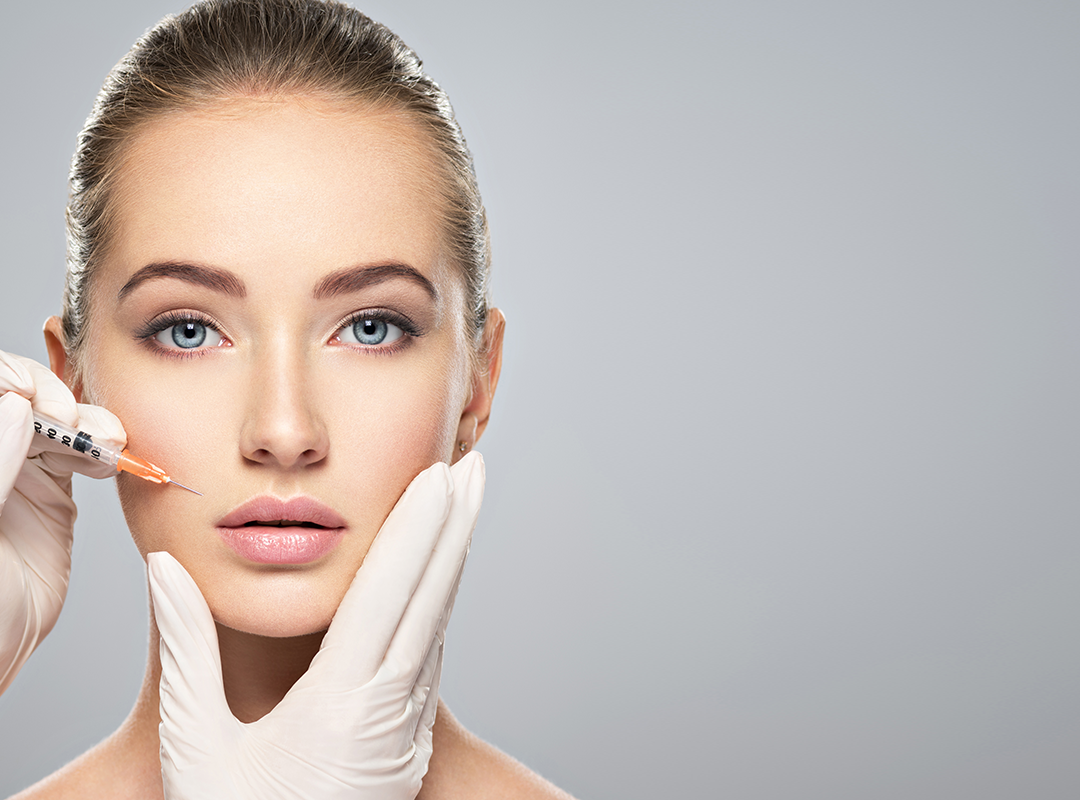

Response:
(216, 496), (346, 565)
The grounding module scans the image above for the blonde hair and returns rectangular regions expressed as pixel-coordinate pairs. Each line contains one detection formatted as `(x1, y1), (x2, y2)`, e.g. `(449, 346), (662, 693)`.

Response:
(64, 0), (490, 368)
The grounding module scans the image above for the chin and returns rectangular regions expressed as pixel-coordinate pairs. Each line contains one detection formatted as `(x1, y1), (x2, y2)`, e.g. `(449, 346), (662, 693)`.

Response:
(205, 569), (348, 638)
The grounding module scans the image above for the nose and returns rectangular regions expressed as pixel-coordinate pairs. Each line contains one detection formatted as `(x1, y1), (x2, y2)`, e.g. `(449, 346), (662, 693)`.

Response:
(239, 351), (329, 469)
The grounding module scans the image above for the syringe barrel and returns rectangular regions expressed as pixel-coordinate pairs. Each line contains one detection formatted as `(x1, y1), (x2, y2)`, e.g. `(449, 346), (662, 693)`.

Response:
(32, 413), (122, 469)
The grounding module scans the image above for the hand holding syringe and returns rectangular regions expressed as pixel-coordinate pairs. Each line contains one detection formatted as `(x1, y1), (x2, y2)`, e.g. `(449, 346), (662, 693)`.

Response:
(32, 412), (201, 495)
(2, 348), (201, 697)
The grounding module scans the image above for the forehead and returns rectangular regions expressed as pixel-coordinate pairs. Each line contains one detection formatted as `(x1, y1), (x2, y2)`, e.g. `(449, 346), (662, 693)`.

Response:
(102, 96), (449, 294)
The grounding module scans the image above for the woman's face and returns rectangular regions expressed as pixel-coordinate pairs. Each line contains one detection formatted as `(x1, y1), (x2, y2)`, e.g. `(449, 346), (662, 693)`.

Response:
(69, 97), (494, 637)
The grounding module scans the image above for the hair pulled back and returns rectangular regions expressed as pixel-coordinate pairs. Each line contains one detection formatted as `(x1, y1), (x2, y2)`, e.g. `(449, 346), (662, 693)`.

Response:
(64, 0), (489, 369)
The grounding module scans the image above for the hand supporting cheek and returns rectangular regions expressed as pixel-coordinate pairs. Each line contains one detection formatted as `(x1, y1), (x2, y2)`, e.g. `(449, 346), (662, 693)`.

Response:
(149, 452), (484, 800)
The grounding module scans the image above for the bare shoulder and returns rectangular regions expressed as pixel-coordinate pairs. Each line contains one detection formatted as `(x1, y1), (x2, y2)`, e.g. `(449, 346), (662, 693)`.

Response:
(6, 723), (162, 800)
(423, 701), (578, 800)
(7, 748), (108, 800)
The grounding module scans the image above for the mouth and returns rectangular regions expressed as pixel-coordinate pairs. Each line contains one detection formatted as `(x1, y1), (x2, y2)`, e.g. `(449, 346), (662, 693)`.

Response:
(217, 496), (347, 530)
(216, 496), (347, 565)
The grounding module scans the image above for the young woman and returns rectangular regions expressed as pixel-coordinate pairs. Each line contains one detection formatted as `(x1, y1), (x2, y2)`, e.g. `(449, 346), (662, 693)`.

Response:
(0, 1), (573, 797)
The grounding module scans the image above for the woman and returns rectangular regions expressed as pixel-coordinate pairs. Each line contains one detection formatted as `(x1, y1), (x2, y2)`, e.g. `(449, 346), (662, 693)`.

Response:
(0, 0), (574, 797)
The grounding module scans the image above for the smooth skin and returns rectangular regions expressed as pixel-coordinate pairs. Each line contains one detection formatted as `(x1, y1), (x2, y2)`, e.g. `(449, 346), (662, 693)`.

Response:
(9, 95), (573, 799)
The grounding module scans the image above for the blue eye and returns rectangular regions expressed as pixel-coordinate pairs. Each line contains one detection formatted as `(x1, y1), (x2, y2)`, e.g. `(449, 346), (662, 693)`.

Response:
(339, 317), (404, 347)
(153, 319), (224, 350)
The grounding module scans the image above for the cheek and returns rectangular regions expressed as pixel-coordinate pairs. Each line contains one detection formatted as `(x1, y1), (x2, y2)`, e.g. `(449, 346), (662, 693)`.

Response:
(116, 472), (175, 559)
(110, 376), (225, 562)
(324, 364), (460, 457)
(315, 358), (465, 529)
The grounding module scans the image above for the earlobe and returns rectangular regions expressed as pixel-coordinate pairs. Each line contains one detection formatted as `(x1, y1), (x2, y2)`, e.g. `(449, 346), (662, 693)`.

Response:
(43, 316), (82, 402)
(453, 412), (479, 463)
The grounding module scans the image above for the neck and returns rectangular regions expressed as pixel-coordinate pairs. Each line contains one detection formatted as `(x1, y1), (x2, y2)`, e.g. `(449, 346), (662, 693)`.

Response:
(215, 623), (325, 722)
(126, 607), (325, 742)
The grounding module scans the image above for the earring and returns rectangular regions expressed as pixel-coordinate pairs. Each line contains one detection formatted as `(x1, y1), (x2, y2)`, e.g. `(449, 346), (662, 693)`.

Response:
(458, 441), (468, 453)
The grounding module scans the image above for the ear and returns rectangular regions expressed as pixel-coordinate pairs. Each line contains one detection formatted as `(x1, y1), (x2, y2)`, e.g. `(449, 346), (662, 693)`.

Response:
(43, 316), (83, 402)
(453, 308), (505, 461)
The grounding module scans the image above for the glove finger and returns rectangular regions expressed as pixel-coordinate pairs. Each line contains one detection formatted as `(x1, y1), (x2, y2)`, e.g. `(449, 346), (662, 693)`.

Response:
(35, 451), (120, 482)
(415, 556), (464, 737)
(35, 403), (128, 480)
(0, 350), (35, 397)
(148, 552), (235, 767)
(0, 393), (35, 507)
(414, 632), (443, 742)
(300, 461), (452, 692)
(411, 551), (462, 724)
(73, 403), (127, 446)
(384, 452), (482, 684)
(432, 541), (468, 659)
(5, 462), (76, 597)
(11, 355), (78, 429)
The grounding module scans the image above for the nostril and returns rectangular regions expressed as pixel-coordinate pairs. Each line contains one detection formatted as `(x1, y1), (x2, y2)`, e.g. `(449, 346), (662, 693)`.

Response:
(239, 402), (330, 468)
(242, 447), (327, 468)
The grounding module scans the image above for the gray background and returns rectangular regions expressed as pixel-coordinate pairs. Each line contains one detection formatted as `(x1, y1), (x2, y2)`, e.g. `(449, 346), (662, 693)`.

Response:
(1, 1), (1078, 798)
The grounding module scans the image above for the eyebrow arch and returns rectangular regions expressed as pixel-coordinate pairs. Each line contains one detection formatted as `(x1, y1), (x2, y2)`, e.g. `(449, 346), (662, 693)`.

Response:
(118, 262), (247, 301)
(313, 263), (438, 302)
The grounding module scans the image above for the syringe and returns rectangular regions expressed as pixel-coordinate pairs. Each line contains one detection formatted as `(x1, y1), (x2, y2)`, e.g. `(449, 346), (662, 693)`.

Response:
(32, 412), (201, 496)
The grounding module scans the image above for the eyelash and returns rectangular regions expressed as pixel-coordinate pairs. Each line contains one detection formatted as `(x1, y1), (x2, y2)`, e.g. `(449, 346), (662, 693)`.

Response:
(332, 308), (422, 355)
(135, 311), (226, 360)
(136, 309), (422, 359)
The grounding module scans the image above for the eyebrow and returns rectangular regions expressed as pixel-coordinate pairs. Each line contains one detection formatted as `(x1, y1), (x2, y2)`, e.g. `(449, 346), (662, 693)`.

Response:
(116, 260), (436, 303)
(313, 263), (438, 302)
(117, 262), (247, 301)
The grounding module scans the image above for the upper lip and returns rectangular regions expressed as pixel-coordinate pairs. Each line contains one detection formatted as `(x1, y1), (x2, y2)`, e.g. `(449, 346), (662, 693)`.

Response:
(216, 496), (347, 530)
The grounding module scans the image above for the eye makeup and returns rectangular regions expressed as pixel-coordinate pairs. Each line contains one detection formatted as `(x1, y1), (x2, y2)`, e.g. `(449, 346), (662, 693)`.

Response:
(132, 305), (426, 359)
(330, 307), (424, 355)
(133, 310), (231, 359)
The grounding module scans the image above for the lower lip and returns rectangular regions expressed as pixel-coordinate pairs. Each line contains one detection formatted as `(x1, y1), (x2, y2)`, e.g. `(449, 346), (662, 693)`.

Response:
(216, 527), (345, 565)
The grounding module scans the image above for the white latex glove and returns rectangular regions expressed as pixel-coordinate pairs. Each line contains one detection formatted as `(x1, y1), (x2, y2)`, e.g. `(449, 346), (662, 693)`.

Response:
(149, 451), (484, 800)
(0, 349), (125, 695)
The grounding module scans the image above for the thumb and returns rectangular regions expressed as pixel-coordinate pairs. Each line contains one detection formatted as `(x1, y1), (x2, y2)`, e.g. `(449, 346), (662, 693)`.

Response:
(148, 552), (235, 775)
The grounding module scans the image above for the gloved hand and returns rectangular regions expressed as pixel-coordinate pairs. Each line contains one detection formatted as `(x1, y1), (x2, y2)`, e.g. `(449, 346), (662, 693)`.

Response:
(0, 349), (126, 695)
(150, 451), (484, 800)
